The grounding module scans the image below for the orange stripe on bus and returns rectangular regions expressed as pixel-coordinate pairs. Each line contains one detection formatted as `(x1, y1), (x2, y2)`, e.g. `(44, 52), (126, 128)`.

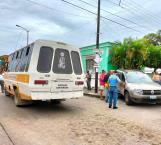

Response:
(16, 74), (29, 83)
(4, 74), (29, 83)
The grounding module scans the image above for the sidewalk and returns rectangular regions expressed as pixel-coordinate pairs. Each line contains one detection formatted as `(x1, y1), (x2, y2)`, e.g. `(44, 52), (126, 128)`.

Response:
(83, 87), (105, 98)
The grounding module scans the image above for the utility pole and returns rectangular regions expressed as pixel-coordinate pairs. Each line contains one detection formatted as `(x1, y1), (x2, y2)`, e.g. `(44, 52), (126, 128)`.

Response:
(119, 0), (122, 6)
(16, 25), (29, 46)
(95, 0), (101, 93)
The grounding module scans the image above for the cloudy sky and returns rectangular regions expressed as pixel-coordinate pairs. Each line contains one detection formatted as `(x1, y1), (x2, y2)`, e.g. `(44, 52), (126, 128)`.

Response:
(0, 0), (161, 55)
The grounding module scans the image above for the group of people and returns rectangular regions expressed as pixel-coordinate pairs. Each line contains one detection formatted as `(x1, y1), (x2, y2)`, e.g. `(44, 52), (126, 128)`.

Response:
(86, 70), (121, 109)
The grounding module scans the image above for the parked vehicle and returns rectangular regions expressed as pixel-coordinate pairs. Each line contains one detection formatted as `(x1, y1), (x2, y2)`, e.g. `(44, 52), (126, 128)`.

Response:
(117, 70), (161, 105)
(4, 40), (84, 106)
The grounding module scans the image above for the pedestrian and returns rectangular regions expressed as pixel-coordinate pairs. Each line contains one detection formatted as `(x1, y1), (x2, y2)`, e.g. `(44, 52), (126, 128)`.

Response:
(108, 70), (121, 109)
(99, 70), (105, 100)
(103, 71), (111, 103)
(152, 71), (160, 84)
(86, 70), (91, 90)
(0, 74), (4, 93)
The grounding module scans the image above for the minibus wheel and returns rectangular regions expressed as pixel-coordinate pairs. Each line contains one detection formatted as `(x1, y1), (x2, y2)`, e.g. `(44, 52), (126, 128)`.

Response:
(14, 90), (32, 107)
(4, 89), (10, 96)
(51, 100), (62, 104)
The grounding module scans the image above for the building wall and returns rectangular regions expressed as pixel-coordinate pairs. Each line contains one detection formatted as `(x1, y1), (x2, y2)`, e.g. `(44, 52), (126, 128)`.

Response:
(80, 42), (115, 73)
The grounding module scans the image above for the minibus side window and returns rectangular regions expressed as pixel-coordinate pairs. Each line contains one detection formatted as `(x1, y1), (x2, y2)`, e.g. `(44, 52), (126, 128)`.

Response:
(37, 46), (53, 73)
(25, 46), (33, 72)
(18, 48), (26, 72)
(71, 51), (82, 75)
(53, 48), (72, 74)
(7, 54), (13, 72)
(18, 46), (33, 72)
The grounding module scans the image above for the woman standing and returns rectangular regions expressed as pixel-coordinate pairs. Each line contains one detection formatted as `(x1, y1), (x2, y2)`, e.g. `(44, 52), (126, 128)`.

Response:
(99, 70), (105, 100)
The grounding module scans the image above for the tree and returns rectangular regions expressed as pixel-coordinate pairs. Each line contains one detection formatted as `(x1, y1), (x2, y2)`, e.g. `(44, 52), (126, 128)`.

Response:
(144, 30), (161, 46)
(110, 41), (126, 69)
(145, 45), (161, 69)
(110, 30), (161, 70)
(110, 38), (148, 69)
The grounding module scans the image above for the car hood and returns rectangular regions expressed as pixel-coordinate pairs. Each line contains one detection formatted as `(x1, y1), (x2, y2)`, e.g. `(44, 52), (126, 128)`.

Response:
(127, 82), (161, 90)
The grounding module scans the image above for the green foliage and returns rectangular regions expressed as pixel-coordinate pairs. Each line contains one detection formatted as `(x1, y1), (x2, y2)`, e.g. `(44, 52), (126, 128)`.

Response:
(110, 30), (161, 70)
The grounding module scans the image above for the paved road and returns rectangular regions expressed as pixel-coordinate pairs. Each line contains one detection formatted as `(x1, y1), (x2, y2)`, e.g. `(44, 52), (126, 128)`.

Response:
(0, 93), (161, 145)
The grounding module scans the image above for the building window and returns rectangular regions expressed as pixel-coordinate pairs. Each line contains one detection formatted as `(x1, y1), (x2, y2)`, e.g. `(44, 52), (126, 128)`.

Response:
(86, 59), (94, 72)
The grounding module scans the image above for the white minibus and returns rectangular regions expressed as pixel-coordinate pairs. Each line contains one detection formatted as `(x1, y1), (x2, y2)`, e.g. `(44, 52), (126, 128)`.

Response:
(4, 40), (84, 106)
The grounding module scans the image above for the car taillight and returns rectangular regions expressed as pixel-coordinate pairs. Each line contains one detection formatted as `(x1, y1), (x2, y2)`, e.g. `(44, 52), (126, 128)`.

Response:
(75, 81), (84, 85)
(34, 80), (48, 85)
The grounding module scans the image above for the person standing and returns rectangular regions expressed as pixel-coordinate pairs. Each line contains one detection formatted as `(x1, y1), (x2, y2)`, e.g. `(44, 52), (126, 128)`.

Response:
(103, 71), (111, 103)
(152, 71), (160, 85)
(108, 71), (121, 109)
(86, 71), (91, 90)
(99, 70), (105, 100)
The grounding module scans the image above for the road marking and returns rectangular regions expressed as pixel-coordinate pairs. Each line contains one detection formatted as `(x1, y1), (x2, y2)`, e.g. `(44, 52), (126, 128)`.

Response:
(0, 122), (15, 145)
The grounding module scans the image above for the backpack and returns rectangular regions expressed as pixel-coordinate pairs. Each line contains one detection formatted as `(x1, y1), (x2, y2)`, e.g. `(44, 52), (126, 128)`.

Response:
(103, 74), (109, 83)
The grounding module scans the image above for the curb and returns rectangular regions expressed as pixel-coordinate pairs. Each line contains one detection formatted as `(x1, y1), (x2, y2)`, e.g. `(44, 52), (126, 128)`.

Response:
(83, 92), (105, 98)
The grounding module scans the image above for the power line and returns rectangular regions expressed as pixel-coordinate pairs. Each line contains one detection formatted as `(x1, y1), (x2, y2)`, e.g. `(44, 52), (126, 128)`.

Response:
(23, 0), (94, 19)
(123, 0), (161, 27)
(106, 0), (159, 31)
(61, 0), (141, 33)
(108, 0), (161, 29)
(77, 0), (146, 30)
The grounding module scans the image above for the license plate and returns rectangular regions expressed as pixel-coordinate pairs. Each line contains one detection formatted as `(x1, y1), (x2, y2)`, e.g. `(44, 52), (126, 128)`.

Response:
(150, 95), (157, 99)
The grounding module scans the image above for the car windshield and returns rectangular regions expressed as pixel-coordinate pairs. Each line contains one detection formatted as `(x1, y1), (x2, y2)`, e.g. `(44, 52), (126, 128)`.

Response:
(126, 72), (154, 83)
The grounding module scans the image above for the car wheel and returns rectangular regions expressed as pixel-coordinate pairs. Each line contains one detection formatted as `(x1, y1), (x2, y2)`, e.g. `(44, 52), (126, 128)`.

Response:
(125, 91), (133, 105)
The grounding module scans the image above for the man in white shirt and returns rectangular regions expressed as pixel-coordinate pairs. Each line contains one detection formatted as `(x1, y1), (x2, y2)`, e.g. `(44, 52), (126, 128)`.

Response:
(0, 74), (4, 93)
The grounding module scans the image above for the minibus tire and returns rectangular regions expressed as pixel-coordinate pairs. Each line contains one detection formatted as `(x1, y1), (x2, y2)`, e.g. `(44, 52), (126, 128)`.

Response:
(51, 100), (61, 104)
(4, 89), (10, 96)
(14, 90), (32, 107)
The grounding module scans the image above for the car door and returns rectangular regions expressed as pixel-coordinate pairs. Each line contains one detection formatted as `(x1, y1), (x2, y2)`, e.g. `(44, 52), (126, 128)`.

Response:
(117, 72), (125, 95)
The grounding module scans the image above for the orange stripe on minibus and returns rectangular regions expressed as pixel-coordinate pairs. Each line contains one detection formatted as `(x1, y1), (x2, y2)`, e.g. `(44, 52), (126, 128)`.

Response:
(16, 74), (29, 83)
(4, 74), (29, 83)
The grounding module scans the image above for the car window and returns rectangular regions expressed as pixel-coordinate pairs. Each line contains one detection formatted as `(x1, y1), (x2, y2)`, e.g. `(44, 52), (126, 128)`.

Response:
(126, 72), (153, 83)
(117, 73), (125, 82)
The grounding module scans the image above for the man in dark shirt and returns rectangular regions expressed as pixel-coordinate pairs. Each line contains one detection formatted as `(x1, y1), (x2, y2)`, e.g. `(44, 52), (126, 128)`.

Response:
(86, 71), (91, 90)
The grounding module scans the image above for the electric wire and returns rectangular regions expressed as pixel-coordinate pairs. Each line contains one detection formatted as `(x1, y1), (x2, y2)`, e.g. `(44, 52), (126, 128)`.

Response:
(61, 0), (141, 33)
(106, 0), (160, 30)
(23, 0), (94, 19)
(125, 0), (161, 23)
(77, 0), (145, 29)
(122, 0), (161, 28)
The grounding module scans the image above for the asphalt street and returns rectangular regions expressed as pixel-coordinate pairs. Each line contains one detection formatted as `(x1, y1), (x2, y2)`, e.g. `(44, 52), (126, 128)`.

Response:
(0, 93), (161, 145)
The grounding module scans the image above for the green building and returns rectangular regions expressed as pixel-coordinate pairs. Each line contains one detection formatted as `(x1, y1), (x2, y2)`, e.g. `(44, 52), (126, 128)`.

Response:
(80, 42), (115, 73)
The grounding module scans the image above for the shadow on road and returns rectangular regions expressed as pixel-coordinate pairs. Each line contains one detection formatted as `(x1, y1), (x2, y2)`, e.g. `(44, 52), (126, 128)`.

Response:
(23, 100), (83, 115)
